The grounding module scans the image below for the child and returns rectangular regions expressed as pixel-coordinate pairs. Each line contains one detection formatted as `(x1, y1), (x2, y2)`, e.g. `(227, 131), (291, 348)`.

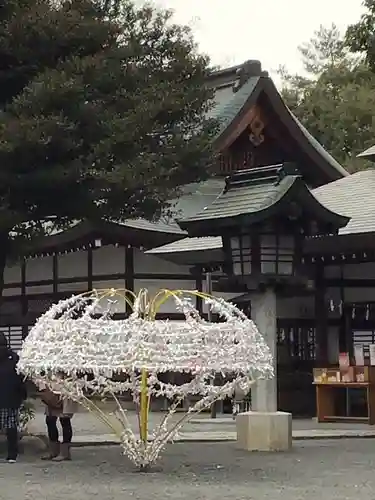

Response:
(40, 387), (77, 461)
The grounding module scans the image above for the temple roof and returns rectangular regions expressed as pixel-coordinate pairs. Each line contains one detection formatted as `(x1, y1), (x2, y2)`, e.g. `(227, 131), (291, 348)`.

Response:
(313, 169), (375, 235)
(210, 61), (348, 181)
(357, 145), (375, 161)
(26, 60), (349, 256)
(145, 236), (224, 265)
(178, 164), (349, 236)
(156, 169), (375, 258)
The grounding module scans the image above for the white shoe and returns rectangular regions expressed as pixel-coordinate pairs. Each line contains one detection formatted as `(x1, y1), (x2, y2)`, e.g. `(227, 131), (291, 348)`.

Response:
(6, 458), (16, 463)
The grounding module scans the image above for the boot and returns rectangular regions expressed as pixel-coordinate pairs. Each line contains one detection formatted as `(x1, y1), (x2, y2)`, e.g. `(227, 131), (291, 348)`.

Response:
(52, 442), (71, 461)
(41, 441), (60, 461)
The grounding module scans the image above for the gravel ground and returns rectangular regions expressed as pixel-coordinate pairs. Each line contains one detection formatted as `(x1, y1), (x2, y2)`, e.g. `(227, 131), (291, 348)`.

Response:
(1, 440), (375, 500)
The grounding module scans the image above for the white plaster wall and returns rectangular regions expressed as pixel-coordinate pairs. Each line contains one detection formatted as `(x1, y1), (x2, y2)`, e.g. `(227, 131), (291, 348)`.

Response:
(26, 256), (53, 281)
(134, 249), (191, 275)
(3, 287), (21, 297)
(134, 279), (196, 313)
(92, 279), (125, 290)
(26, 284), (53, 295)
(4, 261), (21, 284)
(58, 250), (87, 279)
(92, 245), (125, 275)
(57, 281), (87, 293)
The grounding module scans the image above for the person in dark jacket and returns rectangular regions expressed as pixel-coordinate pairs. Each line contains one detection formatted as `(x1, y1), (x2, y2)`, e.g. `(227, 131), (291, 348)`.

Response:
(0, 333), (27, 462)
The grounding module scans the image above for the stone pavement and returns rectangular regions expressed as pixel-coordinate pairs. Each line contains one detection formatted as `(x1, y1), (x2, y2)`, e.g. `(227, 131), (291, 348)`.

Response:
(4, 440), (375, 499)
(27, 400), (375, 445)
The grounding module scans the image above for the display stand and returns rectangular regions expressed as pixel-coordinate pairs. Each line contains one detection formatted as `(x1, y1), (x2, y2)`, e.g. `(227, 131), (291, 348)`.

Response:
(313, 366), (375, 425)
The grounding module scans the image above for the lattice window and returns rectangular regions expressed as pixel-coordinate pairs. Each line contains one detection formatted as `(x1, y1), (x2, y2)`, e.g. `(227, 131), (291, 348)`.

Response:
(277, 325), (316, 362)
(353, 330), (375, 361)
(230, 235), (251, 275)
(260, 234), (295, 275)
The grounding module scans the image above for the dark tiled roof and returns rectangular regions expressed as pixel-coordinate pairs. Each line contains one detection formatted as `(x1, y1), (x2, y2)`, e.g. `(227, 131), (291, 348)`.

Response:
(33, 62), (349, 253)
(150, 169), (375, 256)
(177, 162), (349, 238)
(180, 164), (299, 231)
(357, 145), (375, 160)
(209, 70), (348, 181)
(211, 76), (260, 138)
(146, 236), (222, 254)
(117, 178), (225, 235)
(313, 169), (375, 235)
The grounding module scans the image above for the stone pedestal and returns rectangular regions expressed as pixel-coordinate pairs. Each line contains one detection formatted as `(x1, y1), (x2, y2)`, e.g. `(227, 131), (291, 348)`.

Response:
(236, 411), (292, 451)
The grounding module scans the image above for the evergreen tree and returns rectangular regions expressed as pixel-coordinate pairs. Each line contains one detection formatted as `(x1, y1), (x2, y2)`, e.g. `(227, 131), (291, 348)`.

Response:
(0, 0), (216, 291)
(346, 0), (375, 70)
(279, 24), (375, 172)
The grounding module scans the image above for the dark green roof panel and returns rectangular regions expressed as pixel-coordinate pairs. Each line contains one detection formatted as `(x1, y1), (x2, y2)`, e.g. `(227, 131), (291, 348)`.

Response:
(211, 76), (260, 138)
(179, 164), (349, 236)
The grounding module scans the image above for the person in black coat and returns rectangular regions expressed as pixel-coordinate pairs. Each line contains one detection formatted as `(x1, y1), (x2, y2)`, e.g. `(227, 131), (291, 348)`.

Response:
(0, 333), (27, 462)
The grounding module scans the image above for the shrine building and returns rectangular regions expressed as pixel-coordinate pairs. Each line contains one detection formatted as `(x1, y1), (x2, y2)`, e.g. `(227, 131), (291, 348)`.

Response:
(3, 59), (375, 419)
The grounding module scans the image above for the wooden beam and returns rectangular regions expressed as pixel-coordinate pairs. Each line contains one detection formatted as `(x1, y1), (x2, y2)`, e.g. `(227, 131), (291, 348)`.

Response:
(52, 254), (58, 295)
(87, 248), (93, 291)
(218, 104), (266, 152)
(195, 268), (203, 315)
(315, 263), (328, 365)
(21, 259), (28, 339)
(2, 271), (195, 290)
(125, 246), (134, 316)
(324, 279), (375, 288)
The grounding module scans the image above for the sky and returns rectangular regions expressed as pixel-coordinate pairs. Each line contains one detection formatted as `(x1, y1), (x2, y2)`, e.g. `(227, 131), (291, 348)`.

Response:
(154, 0), (365, 81)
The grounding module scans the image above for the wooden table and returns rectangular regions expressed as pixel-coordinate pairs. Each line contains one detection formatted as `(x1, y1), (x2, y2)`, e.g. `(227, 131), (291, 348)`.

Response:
(314, 381), (375, 425)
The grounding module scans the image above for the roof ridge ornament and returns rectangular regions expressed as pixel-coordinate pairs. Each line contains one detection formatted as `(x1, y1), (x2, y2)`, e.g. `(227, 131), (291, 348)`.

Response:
(233, 60), (267, 93)
(224, 163), (300, 192)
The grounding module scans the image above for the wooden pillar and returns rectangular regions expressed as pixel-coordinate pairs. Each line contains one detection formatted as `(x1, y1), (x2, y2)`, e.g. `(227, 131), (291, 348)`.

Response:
(87, 247), (93, 291)
(52, 254), (58, 296)
(341, 307), (353, 358)
(338, 265), (353, 358)
(195, 266), (203, 315)
(315, 263), (328, 365)
(125, 246), (134, 316)
(21, 259), (28, 339)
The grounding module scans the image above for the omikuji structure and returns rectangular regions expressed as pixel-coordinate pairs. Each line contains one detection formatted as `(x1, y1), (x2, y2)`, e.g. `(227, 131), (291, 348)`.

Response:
(3, 60), (375, 421)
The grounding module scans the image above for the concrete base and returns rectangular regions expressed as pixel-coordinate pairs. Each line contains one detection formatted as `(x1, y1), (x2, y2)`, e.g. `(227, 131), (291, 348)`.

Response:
(236, 411), (292, 451)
